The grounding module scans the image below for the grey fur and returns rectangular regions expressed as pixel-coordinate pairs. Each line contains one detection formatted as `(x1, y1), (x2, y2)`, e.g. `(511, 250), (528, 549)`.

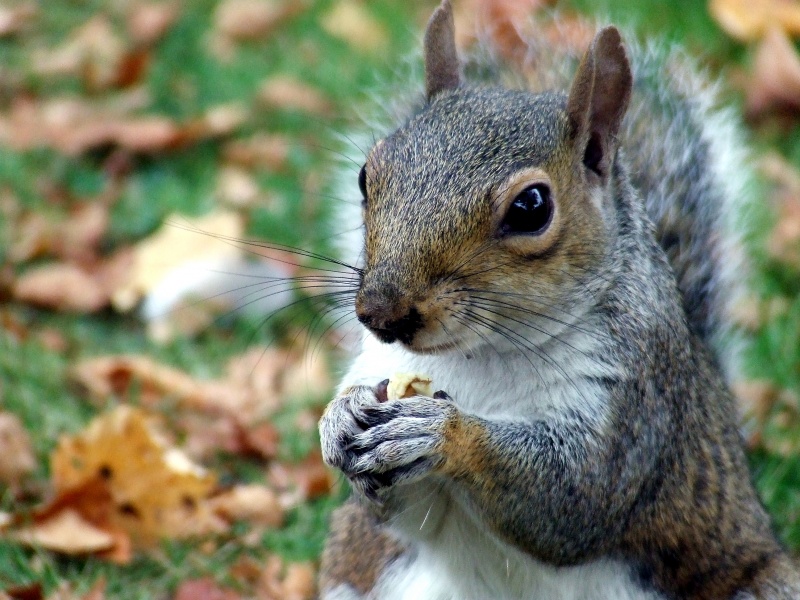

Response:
(319, 15), (798, 600)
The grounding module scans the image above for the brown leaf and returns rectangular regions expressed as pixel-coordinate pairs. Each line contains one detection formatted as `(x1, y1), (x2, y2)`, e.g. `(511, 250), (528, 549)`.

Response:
(32, 16), (126, 90)
(214, 0), (305, 40)
(12, 250), (132, 313)
(51, 406), (223, 547)
(320, 1), (386, 53)
(745, 26), (800, 118)
(174, 579), (242, 600)
(80, 578), (105, 600)
(758, 152), (800, 267)
(127, 2), (180, 46)
(216, 166), (261, 207)
(269, 450), (337, 507)
(258, 76), (332, 116)
(222, 134), (291, 171)
(256, 556), (316, 600)
(4, 583), (43, 600)
(12, 509), (116, 556)
(114, 50), (151, 89)
(710, 0), (800, 42)
(209, 484), (284, 527)
(0, 412), (36, 491)
(452, 0), (552, 51)
(733, 379), (780, 422)
(0, 3), (37, 37)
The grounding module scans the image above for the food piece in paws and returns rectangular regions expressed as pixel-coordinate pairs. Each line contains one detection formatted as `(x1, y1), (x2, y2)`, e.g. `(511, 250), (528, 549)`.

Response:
(387, 373), (433, 401)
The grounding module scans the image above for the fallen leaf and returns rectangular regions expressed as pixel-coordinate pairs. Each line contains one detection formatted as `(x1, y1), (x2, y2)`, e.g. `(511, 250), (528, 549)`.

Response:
(0, 3), (37, 37)
(112, 211), (243, 312)
(11, 509), (116, 556)
(710, 0), (800, 42)
(127, 2), (180, 46)
(452, 0), (551, 51)
(269, 450), (337, 508)
(0, 413), (36, 491)
(258, 76), (332, 115)
(321, 1), (387, 52)
(214, 0), (304, 40)
(32, 16), (126, 90)
(216, 166), (261, 207)
(12, 251), (132, 313)
(4, 582), (43, 600)
(209, 484), (284, 527)
(174, 578), (242, 600)
(256, 555), (316, 600)
(80, 578), (106, 600)
(222, 134), (291, 171)
(746, 26), (800, 118)
(759, 152), (800, 267)
(51, 406), (223, 546)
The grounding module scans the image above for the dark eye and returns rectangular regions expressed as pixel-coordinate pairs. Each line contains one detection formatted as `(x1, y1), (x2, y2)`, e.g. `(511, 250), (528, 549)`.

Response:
(358, 165), (368, 205)
(499, 184), (553, 236)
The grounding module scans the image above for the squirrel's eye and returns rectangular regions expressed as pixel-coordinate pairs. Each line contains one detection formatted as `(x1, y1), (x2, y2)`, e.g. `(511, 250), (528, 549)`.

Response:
(358, 165), (368, 205)
(500, 184), (553, 236)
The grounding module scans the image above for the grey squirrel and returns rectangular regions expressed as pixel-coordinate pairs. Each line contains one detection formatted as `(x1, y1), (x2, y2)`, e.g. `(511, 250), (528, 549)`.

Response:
(317, 1), (800, 598)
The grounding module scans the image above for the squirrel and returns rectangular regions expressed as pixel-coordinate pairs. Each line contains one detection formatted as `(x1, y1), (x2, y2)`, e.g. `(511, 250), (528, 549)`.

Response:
(317, 1), (800, 598)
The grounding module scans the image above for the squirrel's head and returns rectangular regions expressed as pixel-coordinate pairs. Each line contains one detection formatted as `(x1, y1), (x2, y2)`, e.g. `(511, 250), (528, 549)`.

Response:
(355, 0), (632, 354)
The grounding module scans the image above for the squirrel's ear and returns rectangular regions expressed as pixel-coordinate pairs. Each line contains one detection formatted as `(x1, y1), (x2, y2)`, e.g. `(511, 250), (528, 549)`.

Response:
(566, 26), (632, 181)
(424, 0), (460, 100)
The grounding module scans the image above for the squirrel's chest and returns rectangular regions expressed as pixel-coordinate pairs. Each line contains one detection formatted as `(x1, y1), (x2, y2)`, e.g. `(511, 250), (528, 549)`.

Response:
(344, 332), (617, 422)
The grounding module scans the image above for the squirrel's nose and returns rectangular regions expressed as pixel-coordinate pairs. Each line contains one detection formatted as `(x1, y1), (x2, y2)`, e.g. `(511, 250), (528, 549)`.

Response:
(356, 293), (424, 345)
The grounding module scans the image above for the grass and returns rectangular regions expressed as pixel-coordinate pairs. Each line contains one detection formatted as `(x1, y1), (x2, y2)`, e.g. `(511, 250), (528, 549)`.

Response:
(1, 0), (799, 596)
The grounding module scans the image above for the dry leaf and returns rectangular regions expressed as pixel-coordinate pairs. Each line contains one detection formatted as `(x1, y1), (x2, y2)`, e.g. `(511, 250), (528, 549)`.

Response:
(269, 450), (336, 507)
(12, 509), (115, 555)
(51, 406), (222, 546)
(80, 578), (106, 600)
(710, 0), (800, 42)
(32, 16), (126, 90)
(214, 0), (304, 40)
(112, 211), (243, 312)
(216, 166), (261, 207)
(758, 152), (800, 267)
(256, 556), (316, 600)
(321, 1), (387, 52)
(209, 484), (284, 527)
(258, 76), (332, 115)
(0, 3), (37, 37)
(4, 582), (43, 600)
(222, 134), (291, 171)
(452, 0), (551, 51)
(746, 26), (800, 118)
(0, 413), (36, 490)
(174, 578), (242, 600)
(127, 2), (180, 46)
(13, 249), (131, 313)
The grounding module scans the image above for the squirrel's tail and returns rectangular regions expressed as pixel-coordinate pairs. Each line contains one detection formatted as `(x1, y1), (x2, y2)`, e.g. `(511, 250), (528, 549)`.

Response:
(466, 28), (750, 379)
(621, 46), (750, 379)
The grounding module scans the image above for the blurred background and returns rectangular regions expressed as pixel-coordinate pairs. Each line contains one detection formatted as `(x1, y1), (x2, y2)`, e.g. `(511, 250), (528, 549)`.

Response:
(0, 0), (799, 598)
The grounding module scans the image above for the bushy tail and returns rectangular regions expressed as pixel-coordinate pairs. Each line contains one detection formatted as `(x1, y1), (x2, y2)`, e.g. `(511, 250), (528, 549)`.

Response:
(622, 46), (750, 378)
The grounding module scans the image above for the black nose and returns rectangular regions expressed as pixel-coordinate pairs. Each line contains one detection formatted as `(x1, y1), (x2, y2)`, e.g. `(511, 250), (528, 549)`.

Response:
(356, 304), (424, 345)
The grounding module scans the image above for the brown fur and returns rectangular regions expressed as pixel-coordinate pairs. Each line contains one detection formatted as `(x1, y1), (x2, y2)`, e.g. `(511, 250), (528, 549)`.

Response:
(319, 500), (407, 596)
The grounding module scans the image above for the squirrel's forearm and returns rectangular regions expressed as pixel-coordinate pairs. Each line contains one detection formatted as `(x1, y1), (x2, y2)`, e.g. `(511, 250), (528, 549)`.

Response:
(439, 412), (622, 564)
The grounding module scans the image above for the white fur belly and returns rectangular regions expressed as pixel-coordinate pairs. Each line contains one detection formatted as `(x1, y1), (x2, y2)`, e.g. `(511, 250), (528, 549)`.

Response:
(377, 536), (664, 600)
(370, 489), (664, 600)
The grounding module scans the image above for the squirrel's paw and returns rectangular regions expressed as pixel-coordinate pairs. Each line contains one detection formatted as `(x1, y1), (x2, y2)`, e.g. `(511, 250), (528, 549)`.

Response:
(319, 384), (379, 472)
(343, 390), (457, 499)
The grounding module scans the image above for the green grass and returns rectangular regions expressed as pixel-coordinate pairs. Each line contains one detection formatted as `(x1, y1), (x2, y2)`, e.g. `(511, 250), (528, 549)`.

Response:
(1, 0), (799, 596)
